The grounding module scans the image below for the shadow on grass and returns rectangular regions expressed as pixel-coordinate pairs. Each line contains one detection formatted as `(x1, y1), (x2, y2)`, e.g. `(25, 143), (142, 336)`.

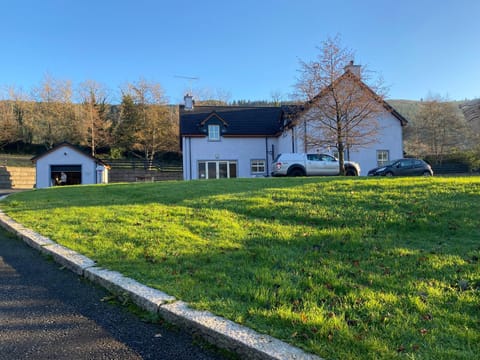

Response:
(1, 177), (479, 358)
(92, 227), (480, 359)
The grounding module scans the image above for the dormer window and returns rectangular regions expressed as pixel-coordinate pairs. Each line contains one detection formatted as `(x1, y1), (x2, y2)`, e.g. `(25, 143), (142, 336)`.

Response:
(208, 124), (220, 141)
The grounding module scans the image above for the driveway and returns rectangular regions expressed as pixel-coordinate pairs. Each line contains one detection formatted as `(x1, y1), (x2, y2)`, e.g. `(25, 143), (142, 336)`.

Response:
(0, 230), (226, 360)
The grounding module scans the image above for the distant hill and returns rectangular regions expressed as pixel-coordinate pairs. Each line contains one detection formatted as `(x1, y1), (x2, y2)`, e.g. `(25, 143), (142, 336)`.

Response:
(459, 99), (480, 132)
(387, 99), (469, 124)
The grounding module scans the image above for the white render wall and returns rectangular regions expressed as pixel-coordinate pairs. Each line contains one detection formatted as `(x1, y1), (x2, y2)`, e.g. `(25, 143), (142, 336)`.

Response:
(35, 145), (101, 188)
(183, 137), (278, 180)
(348, 113), (404, 173)
(280, 112), (404, 175)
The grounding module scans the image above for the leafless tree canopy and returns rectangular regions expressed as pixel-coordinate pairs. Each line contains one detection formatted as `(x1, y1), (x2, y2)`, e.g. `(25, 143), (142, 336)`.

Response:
(404, 94), (470, 162)
(119, 79), (178, 164)
(295, 36), (388, 173)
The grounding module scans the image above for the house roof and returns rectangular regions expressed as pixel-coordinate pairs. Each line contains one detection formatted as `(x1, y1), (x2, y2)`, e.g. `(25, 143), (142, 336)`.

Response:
(180, 106), (285, 137)
(301, 70), (408, 126)
(31, 142), (109, 167)
(179, 72), (408, 138)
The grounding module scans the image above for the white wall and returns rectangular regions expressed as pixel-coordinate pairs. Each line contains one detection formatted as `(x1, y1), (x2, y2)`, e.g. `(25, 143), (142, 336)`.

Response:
(35, 145), (100, 188)
(279, 111), (404, 175)
(348, 113), (404, 173)
(183, 137), (278, 179)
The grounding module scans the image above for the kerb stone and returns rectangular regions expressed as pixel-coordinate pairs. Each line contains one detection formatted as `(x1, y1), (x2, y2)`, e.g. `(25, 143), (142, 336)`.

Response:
(84, 267), (176, 313)
(41, 243), (96, 275)
(159, 301), (323, 360)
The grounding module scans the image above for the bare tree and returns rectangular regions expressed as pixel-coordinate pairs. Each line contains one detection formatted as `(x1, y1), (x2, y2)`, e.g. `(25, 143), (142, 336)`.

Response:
(121, 79), (178, 166)
(295, 35), (388, 174)
(411, 95), (468, 162)
(77, 80), (112, 156)
(189, 87), (231, 106)
(270, 90), (283, 106)
(0, 96), (19, 150)
(31, 74), (79, 148)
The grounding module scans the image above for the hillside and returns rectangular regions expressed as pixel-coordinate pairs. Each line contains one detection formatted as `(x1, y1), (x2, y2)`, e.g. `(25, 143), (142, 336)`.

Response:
(387, 99), (469, 124)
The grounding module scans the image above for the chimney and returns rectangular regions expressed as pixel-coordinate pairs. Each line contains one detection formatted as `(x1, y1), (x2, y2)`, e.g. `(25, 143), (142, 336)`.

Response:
(184, 94), (194, 111)
(344, 60), (361, 78)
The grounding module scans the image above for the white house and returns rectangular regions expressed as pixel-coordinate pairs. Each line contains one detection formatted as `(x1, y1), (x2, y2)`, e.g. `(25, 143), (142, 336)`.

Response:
(180, 67), (408, 179)
(32, 142), (109, 188)
(181, 106), (282, 179)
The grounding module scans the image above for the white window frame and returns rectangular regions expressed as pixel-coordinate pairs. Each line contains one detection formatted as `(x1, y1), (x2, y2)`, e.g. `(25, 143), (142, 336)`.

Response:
(250, 159), (266, 174)
(208, 125), (220, 141)
(198, 160), (237, 179)
(377, 150), (390, 166)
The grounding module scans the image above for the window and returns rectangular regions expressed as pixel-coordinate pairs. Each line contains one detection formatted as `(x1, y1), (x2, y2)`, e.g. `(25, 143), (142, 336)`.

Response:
(208, 125), (220, 141)
(251, 160), (266, 174)
(377, 150), (389, 166)
(198, 161), (237, 179)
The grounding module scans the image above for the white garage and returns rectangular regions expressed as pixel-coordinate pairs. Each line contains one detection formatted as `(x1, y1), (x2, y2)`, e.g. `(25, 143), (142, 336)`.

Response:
(32, 142), (109, 189)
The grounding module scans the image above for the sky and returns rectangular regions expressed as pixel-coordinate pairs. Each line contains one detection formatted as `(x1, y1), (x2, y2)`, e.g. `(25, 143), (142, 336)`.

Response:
(1, 0), (479, 104)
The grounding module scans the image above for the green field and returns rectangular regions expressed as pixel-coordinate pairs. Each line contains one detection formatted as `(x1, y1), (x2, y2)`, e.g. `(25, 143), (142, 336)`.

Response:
(1, 177), (479, 359)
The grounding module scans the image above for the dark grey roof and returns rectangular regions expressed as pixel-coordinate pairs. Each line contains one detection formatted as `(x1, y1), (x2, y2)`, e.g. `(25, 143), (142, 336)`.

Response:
(180, 106), (285, 137)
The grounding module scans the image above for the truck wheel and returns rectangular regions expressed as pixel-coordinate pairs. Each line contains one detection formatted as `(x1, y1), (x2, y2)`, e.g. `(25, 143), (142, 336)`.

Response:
(288, 168), (305, 177)
(345, 168), (357, 176)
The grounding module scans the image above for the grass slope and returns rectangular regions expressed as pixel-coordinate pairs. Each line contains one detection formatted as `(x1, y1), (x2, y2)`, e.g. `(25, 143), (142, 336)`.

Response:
(1, 177), (479, 359)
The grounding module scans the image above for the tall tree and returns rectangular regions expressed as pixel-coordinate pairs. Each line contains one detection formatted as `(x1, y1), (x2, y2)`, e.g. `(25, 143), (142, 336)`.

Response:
(295, 35), (387, 174)
(0, 100), (20, 150)
(120, 79), (178, 165)
(115, 94), (138, 153)
(407, 95), (468, 162)
(0, 86), (35, 149)
(31, 74), (79, 148)
(77, 80), (112, 156)
(188, 87), (231, 106)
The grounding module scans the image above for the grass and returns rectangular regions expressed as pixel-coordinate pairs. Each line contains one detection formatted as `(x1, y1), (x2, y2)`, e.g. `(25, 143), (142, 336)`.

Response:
(1, 177), (479, 359)
(0, 154), (35, 167)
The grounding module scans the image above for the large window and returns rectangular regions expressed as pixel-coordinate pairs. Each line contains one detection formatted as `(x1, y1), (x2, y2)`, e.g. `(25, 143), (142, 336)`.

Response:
(251, 159), (266, 175)
(377, 150), (390, 166)
(208, 125), (220, 141)
(198, 161), (237, 179)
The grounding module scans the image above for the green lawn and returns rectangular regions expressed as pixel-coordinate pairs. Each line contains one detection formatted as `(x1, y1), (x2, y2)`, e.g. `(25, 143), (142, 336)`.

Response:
(1, 177), (479, 359)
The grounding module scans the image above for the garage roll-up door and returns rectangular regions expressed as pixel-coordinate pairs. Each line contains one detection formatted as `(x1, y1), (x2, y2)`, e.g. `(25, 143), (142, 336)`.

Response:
(51, 165), (81, 172)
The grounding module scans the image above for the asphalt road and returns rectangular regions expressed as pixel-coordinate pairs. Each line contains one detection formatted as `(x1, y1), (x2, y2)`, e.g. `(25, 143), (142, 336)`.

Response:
(0, 229), (227, 360)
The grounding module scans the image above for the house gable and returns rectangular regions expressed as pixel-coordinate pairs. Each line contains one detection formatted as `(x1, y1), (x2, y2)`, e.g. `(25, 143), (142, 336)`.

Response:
(297, 71), (408, 127)
(31, 141), (108, 166)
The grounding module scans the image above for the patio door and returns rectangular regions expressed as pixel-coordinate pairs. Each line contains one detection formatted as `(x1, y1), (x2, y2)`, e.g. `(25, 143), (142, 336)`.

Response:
(198, 161), (237, 179)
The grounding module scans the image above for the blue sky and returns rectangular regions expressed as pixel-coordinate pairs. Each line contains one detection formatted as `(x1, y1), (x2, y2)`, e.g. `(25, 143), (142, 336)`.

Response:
(1, 0), (479, 103)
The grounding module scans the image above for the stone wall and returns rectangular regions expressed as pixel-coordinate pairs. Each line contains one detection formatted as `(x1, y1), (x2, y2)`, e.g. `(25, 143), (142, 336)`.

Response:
(0, 166), (36, 189)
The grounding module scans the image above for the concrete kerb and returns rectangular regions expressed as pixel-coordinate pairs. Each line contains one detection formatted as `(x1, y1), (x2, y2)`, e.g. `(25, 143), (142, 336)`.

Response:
(84, 267), (176, 313)
(0, 206), (323, 360)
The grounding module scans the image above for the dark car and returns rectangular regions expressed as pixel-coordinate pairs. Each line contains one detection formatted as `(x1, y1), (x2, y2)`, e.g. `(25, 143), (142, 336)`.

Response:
(368, 158), (433, 176)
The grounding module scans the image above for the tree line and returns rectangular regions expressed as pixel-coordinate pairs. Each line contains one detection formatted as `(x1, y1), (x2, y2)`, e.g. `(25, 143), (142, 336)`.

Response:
(0, 75), (179, 164)
(392, 96), (480, 167)
(1, 68), (478, 170)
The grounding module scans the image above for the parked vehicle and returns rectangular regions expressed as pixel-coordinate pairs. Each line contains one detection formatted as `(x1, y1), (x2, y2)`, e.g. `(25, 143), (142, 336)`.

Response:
(367, 158), (433, 176)
(271, 153), (360, 176)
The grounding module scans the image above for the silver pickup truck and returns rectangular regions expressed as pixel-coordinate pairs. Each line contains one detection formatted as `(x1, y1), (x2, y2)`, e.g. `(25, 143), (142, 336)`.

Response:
(271, 153), (361, 176)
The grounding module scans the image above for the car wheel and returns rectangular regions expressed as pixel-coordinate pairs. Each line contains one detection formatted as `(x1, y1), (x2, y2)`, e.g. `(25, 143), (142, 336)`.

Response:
(423, 171), (432, 176)
(288, 168), (305, 177)
(345, 168), (357, 176)
(385, 171), (394, 177)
